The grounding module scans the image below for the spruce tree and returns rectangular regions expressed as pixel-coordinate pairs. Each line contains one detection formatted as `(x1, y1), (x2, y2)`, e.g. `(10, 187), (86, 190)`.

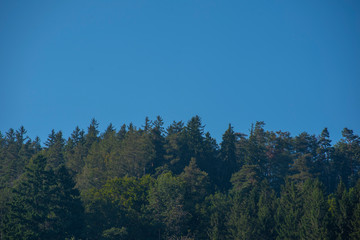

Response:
(219, 124), (238, 191)
(3, 154), (84, 239)
(316, 128), (333, 192)
(149, 116), (166, 174)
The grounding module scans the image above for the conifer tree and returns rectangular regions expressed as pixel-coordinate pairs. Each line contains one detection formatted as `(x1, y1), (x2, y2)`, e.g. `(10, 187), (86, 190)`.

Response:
(275, 179), (303, 239)
(333, 128), (360, 188)
(203, 132), (219, 190)
(45, 130), (65, 169)
(299, 180), (328, 240)
(185, 116), (206, 170)
(85, 118), (100, 152)
(65, 126), (86, 175)
(109, 127), (154, 178)
(180, 158), (210, 237)
(117, 124), (127, 141)
(149, 116), (166, 174)
(219, 124), (238, 191)
(201, 192), (230, 240)
(2, 129), (19, 184)
(3, 154), (84, 239)
(266, 131), (292, 192)
(245, 122), (268, 179)
(164, 121), (188, 174)
(316, 128), (333, 192)
(350, 180), (360, 239)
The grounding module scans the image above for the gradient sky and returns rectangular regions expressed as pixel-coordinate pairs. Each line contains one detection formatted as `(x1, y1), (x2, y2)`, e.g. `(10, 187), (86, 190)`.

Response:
(1, 0), (359, 144)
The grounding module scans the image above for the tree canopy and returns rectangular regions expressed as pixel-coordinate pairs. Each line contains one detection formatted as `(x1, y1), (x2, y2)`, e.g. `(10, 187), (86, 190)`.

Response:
(0, 117), (359, 239)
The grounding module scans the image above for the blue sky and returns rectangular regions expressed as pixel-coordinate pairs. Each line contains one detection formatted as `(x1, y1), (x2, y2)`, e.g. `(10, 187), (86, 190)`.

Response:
(1, 0), (359, 144)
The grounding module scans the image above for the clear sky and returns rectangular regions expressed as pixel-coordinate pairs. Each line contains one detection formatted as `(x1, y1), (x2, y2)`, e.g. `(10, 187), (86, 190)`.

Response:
(1, 0), (359, 144)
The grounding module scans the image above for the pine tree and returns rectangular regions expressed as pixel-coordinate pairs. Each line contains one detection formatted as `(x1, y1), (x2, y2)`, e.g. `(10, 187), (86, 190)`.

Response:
(245, 122), (268, 179)
(227, 184), (258, 239)
(333, 128), (360, 188)
(257, 181), (277, 239)
(219, 124), (238, 191)
(149, 116), (166, 174)
(45, 130), (65, 169)
(265, 131), (292, 193)
(316, 128), (333, 192)
(185, 116), (206, 171)
(230, 165), (261, 194)
(299, 179), (328, 240)
(117, 124), (127, 142)
(164, 121), (188, 174)
(85, 118), (100, 152)
(3, 154), (84, 239)
(329, 180), (360, 240)
(180, 158), (210, 237)
(2, 129), (19, 185)
(350, 180), (360, 240)
(275, 179), (303, 240)
(109, 127), (154, 178)
(201, 192), (230, 240)
(202, 132), (219, 191)
(65, 126), (86, 175)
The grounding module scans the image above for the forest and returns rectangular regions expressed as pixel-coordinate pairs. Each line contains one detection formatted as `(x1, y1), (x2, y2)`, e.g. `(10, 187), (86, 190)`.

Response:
(0, 116), (359, 240)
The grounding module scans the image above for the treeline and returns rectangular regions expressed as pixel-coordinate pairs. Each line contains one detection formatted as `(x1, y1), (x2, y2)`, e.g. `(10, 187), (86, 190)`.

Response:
(0, 116), (360, 239)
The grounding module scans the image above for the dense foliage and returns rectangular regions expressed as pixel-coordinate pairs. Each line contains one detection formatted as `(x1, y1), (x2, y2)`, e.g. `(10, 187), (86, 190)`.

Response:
(1, 116), (359, 239)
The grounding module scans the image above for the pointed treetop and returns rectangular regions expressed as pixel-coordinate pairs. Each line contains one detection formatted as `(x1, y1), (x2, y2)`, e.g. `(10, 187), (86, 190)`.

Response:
(143, 116), (152, 132)
(342, 128), (359, 144)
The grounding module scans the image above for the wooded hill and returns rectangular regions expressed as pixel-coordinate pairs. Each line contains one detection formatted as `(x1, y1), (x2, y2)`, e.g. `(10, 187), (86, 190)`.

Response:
(1, 116), (359, 239)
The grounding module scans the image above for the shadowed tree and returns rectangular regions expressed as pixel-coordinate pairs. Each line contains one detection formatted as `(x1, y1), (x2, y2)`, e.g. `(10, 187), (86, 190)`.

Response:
(164, 121), (188, 174)
(149, 116), (166, 174)
(315, 128), (333, 192)
(65, 126), (86, 176)
(219, 124), (238, 191)
(45, 130), (65, 169)
(3, 154), (84, 240)
(333, 128), (360, 188)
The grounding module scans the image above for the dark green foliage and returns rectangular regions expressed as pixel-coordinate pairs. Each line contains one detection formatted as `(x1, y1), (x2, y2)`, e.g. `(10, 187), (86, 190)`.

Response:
(202, 132), (219, 190)
(200, 192), (230, 240)
(246, 122), (268, 176)
(219, 124), (238, 191)
(164, 120), (188, 174)
(327, 180), (360, 240)
(0, 127), (37, 188)
(266, 131), (292, 192)
(180, 158), (210, 237)
(112, 126), (155, 178)
(332, 128), (360, 189)
(1, 117), (360, 239)
(45, 130), (65, 169)
(147, 171), (188, 239)
(316, 128), (333, 192)
(227, 180), (276, 240)
(185, 116), (205, 163)
(84, 175), (153, 240)
(350, 180), (360, 239)
(2, 154), (84, 240)
(65, 126), (86, 175)
(299, 180), (328, 240)
(149, 116), (166, 174)
(77, 141), (107, 192)
(275, 179), (303, 239)
(276, 179), (330, 240)
(86, 118), (100, 149)
(51, 165), (85, 239)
